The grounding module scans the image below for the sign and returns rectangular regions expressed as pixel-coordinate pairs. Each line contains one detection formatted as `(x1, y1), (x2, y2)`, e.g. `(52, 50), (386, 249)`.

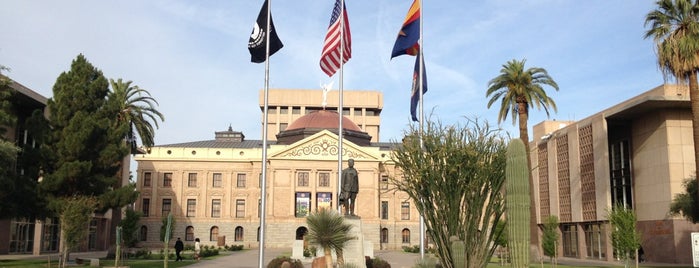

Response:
(692, 232), (699, 267)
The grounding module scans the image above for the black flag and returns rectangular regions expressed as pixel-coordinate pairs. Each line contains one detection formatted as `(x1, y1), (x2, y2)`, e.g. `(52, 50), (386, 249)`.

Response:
(249, 0), (283, 63)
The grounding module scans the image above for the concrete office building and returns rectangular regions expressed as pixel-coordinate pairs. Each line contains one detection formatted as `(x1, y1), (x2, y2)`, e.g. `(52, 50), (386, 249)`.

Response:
(531, 84), (699, 264)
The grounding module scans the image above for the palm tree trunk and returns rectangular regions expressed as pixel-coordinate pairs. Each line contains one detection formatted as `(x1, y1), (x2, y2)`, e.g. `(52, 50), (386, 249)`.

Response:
(689, 72), (699, 206)
(518, 101), (540, 262)
(324, 247), (333, 268)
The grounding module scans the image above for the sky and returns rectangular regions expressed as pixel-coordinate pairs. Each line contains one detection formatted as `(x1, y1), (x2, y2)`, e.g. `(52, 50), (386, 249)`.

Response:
(1, 0), (665, 145)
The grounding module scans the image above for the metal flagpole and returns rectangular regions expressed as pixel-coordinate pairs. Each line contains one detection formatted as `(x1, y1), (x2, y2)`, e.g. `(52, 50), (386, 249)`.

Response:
(258, 0), (272, 266)
(337, 0), (345, 214)
(418, 0), (426, 260)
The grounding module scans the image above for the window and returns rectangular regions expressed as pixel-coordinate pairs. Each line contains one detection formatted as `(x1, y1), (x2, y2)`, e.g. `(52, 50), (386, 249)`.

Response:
(211, 199), (221, 218)
(380, 175), (389, 190)
(235, 226), (244, 241)
(381, 201), (389, 220)
(280, 123), (288, 132)
(236, 199), (245, 218)
(258, 199), (262, 218)
(610, 140), (633, 208)
(292, 107), (301, 114)
(187, 173), (197, 187)
(162, 199), (172, 216)
(213, 173), (222, 187)
(295, 192), (311, 217)
(185, 226), (194, 241)
(402, 229), (411, 243)
(187, 199), (196, 217)
(401, 202), (410, 220)
(210, 226), (219, 242)
(140, 226), (147, 241)
(163, 173), (172, 187)
(280, 107), (288, 114)
(297, 171), (309, 187)
(237, 173), (246, 188)
(562, 224), (578, 257)
(318, 172), (330, 187)
(143, 172), (152, 187)
(142, 198), (150, 217)
(584, 223), (606, 259)
(316, 192), (332, 211)
(380, 228), (388, 243)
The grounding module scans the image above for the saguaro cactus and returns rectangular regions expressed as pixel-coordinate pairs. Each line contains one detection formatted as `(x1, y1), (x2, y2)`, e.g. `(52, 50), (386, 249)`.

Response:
(506, 139), (530, 268)
(450, 236), (465, 268)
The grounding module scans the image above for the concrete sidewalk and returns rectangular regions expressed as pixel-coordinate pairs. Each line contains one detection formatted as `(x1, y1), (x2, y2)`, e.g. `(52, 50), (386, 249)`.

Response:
(183, 249), (422, 268)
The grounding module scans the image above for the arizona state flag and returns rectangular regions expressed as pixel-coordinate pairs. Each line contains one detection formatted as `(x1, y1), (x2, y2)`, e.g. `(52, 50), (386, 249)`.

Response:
(249, 0), (284, 63)
(391, 0), (420, 58)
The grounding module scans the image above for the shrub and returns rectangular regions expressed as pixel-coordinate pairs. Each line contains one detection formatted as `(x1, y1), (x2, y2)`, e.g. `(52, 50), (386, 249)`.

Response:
(267, 256), (304, 268)
(371, 257), (391, 268)
(228, 244), (244, 251)
(402, 245), (420, 253)
(303, 246), (317, 257)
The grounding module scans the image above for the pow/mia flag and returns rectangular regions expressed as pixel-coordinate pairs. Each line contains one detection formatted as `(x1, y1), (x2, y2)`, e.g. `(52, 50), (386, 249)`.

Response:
(249, 0), (283, 63)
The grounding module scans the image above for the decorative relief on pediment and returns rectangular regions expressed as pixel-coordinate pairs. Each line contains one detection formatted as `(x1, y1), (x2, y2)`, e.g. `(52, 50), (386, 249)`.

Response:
(159, 190), (175, 196)
(282, 138), (366, 159)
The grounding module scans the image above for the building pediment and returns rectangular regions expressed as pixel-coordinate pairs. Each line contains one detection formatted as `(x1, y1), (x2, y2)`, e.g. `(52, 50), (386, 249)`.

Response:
(269, 130), (380, 161)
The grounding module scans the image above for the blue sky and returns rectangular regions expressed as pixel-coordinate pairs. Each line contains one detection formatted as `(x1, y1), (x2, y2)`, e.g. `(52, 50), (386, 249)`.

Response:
(1, 0), (664, 145)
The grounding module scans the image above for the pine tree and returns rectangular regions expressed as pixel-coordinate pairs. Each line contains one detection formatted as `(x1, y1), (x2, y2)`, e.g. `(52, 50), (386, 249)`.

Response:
(41, 54), (129, 200)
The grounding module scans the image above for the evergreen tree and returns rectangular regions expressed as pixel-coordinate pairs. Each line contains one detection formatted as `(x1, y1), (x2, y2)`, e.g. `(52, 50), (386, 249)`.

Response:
(40, 55), (132, 261)
(41, 54), (129, 204)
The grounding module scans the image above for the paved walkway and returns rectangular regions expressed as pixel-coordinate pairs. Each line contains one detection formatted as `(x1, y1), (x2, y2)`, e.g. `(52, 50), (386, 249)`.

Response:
(0, 249), (688, 267)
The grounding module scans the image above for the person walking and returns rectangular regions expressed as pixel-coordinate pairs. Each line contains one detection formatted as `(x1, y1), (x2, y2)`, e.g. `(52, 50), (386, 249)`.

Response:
(194, 238), (201, 261)
(174, 237), (184, 261)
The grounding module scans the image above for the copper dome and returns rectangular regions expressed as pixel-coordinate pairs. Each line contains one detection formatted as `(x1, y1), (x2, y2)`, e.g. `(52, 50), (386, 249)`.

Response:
(276, 110), (372, 145)
(286, 110), (362, 131)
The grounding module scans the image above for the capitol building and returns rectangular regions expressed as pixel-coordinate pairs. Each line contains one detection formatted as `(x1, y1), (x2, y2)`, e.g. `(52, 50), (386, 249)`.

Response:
(134, 89), (420, 250)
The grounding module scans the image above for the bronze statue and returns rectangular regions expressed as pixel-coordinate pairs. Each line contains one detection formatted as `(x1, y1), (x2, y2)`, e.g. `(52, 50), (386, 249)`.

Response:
(340, 159), (359, 216)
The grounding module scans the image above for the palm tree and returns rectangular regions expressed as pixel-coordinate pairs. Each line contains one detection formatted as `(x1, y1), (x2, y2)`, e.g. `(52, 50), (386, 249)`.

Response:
(109, 78), (164, 153)
(305, 208), (354, 268)
(486, 58), (559, 260)
(645, 0), (699, 202)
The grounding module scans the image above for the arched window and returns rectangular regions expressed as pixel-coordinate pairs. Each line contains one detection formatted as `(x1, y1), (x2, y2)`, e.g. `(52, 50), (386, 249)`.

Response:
(295, 227), (308, 240)
(402, 228), (410, 244)
(380, 228), (388, 243)
(185, 226), (194, 241)
(235, 226), (244, 241)
(210, 226), (219, 242)
(140, 226), (148, 241)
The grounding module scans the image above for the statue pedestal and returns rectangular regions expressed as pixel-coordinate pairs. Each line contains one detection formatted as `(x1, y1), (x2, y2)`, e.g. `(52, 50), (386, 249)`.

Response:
(343, 217), (367, 268)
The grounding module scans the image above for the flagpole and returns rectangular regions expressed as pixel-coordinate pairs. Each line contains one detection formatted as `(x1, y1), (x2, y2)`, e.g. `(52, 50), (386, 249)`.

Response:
(337, 0), (345, 214)
(417, 0), (426, 260)
(258, 0), (272, 267)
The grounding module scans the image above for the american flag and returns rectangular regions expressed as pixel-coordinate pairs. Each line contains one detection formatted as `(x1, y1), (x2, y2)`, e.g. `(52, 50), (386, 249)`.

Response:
(320, 0), (351, 77)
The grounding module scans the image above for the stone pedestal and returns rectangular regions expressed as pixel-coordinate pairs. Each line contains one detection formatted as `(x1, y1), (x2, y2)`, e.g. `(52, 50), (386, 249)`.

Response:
(291, 240), (305, 259)
(343, 217), (367, 268)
